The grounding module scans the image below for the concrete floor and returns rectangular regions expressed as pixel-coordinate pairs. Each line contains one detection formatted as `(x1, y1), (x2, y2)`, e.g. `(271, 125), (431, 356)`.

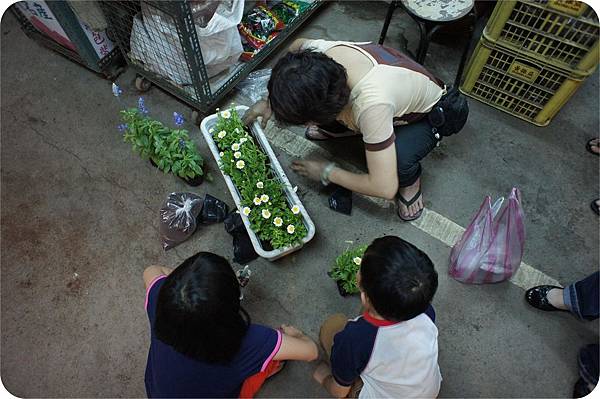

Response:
(1, 2), (599, 397)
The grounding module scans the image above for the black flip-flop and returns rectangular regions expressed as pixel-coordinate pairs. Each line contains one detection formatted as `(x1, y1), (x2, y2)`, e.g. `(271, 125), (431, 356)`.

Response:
(585, 138), (599, 156)
(396, 189), (423, 222)
(524, 285), (568, 312)
(591, 199), (599, 216)
(304, 126), (359, 141)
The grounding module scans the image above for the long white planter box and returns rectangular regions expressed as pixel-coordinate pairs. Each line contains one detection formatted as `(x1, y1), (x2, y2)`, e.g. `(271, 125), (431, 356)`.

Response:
(200, 106), (316, 261)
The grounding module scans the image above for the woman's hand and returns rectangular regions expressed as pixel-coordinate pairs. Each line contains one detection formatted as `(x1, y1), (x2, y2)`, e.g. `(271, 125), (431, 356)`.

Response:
(280, 324), (305, 338)
(242, 99), (272, 128)
(291, 160), (329, 182)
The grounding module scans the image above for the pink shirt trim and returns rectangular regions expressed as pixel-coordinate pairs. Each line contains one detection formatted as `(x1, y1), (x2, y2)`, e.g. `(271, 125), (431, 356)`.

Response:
(144, 275), (167, 311)
(260, 329), (282, 372)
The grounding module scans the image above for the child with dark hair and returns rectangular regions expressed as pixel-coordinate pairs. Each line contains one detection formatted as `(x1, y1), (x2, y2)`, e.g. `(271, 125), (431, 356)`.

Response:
(143, 252), (318, 398)
(313, 236), (441, 398)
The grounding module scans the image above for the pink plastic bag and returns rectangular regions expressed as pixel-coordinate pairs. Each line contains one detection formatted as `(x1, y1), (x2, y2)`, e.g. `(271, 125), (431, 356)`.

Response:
(449, 188), (525, 284)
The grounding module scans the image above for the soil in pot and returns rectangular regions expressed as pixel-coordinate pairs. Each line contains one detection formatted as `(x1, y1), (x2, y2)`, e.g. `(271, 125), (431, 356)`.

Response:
(335, 280), (353, 297)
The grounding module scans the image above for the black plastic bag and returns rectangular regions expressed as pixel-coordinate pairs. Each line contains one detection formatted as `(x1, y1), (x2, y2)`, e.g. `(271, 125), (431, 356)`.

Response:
(329, 185), (352, 215)
(160, 193), (204, 250)
(199, 194), (230, 224)
(224, 211), (259, 264)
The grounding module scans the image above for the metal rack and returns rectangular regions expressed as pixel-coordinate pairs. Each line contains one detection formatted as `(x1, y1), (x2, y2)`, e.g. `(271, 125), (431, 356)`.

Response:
(11, 1), (125, 80)
(101, 0), (323, 124)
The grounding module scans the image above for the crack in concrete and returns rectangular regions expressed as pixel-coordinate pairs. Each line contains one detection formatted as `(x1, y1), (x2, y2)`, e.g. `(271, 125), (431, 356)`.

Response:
(27, 124), (92, 179)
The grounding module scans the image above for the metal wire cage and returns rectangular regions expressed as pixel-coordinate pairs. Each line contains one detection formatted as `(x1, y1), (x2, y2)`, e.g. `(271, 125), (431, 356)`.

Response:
(11, 1), (125, 79)
(100, 0), (323, 121)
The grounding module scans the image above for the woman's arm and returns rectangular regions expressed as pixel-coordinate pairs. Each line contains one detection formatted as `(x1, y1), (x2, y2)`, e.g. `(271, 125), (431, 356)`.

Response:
(288, 38), (309, 52)
(143, 266), (173, 289)
(273, 325), (319, 362)
(291, 145), (399, 200)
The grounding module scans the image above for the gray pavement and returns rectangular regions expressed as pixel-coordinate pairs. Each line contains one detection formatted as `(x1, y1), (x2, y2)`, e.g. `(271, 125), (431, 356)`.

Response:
(1, 2), (599, 398)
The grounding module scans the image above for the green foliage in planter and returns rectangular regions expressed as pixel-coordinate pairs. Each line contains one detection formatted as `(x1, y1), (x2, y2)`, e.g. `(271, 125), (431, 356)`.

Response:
(211, 107), (307, 249)
(120, 108), (203, 180)
(330, 244), (368, 295)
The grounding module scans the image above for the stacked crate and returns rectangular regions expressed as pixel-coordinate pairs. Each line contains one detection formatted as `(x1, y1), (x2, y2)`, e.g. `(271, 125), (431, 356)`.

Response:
(460, 0), (599, 126)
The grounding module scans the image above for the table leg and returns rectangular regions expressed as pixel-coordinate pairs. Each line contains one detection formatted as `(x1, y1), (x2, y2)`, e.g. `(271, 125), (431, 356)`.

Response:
(378, 1), (398, 45)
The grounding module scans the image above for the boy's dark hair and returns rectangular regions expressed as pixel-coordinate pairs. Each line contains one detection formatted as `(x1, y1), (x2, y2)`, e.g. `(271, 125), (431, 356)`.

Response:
(360, 236), (438, 322)
(154, 252), (250, 363)
(267, 50), (350, 126)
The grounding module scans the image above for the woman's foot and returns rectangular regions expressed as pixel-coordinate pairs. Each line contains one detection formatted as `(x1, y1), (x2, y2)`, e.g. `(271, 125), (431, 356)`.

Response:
(586, 138), (600, 156)
(396, 178), (424, 221)
(525, 285), (569, 311)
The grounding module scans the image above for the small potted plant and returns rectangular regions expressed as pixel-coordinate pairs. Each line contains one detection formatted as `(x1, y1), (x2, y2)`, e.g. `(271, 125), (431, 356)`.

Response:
(117, 89), (204, 186)
(329, 244), (368, 296)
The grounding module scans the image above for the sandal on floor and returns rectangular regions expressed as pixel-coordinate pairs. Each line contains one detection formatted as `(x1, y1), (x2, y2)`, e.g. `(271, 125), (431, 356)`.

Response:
(524, 285), (568, 312)
(396, 189), (423, 222)
(592, 199), (599, 216)
(585, 138), (599, 156)
(304, 125), (360, 141)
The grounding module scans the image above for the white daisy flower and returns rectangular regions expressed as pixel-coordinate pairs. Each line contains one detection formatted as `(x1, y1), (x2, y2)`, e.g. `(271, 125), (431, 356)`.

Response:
(240, 137), (248, 143)
(256, 181), (264, 189)
(273, 217), (283, 227)
(262, 209), (271, 219)
(209, 128), (214, 133)
(286, 224), (295, 234)
(217, 130), (226, 139)
(260, 194), (269, 203)
(221, 110), (231, 119)
(236, 160), (245, 169)
(231, 143), (240, 151)
(291, 205), (300, 214)
(253, 197), (262, 206)
(353, 257), (362, 265)
(219, 152), (224, 157)
(242, 207), (251, 216)
(234, 151), (241, 159)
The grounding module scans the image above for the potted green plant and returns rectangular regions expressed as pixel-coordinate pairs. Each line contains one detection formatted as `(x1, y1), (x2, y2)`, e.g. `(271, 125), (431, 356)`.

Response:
(117, 94), (204, 186)
(329, 244), (368, 296)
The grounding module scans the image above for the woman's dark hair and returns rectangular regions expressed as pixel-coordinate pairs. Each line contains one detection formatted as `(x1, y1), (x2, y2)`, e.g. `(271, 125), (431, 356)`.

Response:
(268, 49), (350, 126)
(360, 236), (438, 322)
(154, 252), (250, 363)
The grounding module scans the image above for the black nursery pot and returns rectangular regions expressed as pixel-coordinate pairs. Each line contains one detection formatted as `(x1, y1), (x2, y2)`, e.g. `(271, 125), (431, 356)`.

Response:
(150, 159), (158, 168)
(336, 280), (352, 297)
(181, 175), (204, 187)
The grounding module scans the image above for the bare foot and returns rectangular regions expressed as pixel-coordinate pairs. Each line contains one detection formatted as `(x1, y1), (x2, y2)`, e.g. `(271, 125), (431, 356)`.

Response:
(547, 288), (569, 310)
(397, 178), (423, 219)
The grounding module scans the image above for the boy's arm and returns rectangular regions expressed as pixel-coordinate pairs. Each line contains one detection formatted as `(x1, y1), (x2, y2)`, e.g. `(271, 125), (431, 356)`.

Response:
(314, 362), (352, 398)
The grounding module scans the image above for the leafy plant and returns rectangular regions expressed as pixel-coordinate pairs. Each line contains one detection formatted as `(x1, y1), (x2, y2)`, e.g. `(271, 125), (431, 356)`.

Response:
(329, 244), (368, 295)
(211, 107), (307, 249)
(119, 100), (203, 180)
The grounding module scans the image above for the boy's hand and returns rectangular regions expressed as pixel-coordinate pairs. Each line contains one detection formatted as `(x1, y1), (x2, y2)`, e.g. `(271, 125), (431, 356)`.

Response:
(313, 362), (331, 384)
(280, 324), (304, 338)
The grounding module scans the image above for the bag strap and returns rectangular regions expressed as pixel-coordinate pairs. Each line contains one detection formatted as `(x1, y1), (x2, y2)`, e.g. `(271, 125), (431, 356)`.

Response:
(356, 44), (445, 88)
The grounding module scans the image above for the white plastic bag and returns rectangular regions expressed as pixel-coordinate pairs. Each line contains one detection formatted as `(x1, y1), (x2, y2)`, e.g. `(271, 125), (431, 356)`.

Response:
(449, 188), (526, 284)
(159, 192), (203, 250)
(130, 0), (243, 85)
(236, 69), (271, 102)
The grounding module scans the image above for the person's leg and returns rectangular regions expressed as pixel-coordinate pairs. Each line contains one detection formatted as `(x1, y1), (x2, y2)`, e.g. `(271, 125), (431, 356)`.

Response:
(563, 272), (599, 321)
(574, 344), (599, 398)
(394, 119), (438, 219)
(319, 314), (348, 359)
(318, 314), (363, 398)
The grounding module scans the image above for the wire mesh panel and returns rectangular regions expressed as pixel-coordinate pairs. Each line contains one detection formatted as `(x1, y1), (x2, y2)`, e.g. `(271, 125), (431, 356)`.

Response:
(485, 0), (599, 74)
(461, 38), (586, 126)
(102, 0), (323, 115)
